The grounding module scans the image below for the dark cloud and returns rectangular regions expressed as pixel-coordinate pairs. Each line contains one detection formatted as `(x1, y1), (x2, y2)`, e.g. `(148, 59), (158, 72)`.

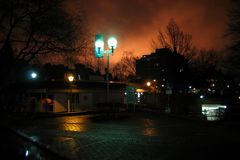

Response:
(70, 0), (232, 63)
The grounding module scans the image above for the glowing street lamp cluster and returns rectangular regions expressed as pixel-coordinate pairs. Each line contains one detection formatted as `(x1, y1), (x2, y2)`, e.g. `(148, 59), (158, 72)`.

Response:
(94, 34), (117, 58)
(95, 34), (118, 102)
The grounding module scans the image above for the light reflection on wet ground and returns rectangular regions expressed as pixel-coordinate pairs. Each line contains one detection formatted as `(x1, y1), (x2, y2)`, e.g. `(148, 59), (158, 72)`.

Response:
(58, 115), (92, 124)
(62, 123), (87, 132)
(54, 115), (163, 137)
(142, 128), (159, 136)
(142, 118), (159, 136)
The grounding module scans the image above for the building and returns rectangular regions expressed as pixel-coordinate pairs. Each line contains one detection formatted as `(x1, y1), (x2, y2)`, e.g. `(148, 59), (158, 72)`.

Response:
(136, 48), (189, 92)
(1, 81), (126, 113)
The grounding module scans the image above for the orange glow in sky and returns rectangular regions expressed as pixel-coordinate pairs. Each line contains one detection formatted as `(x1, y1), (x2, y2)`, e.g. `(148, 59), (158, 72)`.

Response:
(68, 0), (231, 63)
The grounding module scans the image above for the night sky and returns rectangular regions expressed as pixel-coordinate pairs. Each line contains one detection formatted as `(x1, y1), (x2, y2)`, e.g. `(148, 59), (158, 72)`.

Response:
(68, 0), (232, 63)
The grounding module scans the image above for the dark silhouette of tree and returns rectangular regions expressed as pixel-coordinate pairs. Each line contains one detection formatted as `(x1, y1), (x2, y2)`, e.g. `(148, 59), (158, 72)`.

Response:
(189, 49), (223, 88)
(193, 49), (221, 69)
(0, 0), (80, 62)
(226, 0), (240, 51)
(151, 18), (195, 61)
(0, 41), (14, 83)
(0, 0), (87, 88)
(112, 51), (137, 81)
(225, 0), (240, 74)
(41, 63), (68, 81)
(45, 8), (92, 69)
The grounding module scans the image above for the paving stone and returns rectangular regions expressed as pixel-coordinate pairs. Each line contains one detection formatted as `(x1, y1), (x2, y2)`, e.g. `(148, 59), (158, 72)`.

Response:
(10, 113), (240, 160)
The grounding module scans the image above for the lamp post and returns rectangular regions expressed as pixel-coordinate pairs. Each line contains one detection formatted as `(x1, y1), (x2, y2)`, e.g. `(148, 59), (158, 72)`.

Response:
(95, 34), (117, 102)
(67, 75), (74, 112)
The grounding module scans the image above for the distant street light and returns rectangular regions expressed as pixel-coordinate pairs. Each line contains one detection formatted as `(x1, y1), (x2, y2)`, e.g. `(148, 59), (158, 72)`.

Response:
(31, 72), (37, 79)
(95, 34), (118, 102)
(146, 81), (151, 87)
(27, 70), (38, 80)
(68, 75), (74, 82)
(67, 75), (74, 112)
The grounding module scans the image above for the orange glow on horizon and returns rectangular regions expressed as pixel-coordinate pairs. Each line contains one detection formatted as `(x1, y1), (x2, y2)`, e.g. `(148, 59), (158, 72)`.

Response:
(67, 0), (232, 64)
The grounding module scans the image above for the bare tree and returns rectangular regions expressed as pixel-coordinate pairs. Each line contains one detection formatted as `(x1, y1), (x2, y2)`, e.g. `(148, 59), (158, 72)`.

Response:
(224, 0), (240, 74)
(151, 18), (195, 60)
(112, 51), (137, 81)
(189, 48), (224, 82)
(0, 0), (86, 63)
(226, 0), (240, 51)
(192, 49), (221, 68)
(0, 0), (88, 87)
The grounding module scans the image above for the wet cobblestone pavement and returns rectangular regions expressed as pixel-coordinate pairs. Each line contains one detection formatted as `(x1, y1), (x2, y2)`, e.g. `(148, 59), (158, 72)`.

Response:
(10, 113), (240, 160)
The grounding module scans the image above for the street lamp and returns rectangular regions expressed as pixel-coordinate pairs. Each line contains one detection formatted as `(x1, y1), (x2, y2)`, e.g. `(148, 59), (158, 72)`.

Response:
(68, 75), (74, 82)
(30, 72), (37, 79)
(95, 34), (118, 102)
(107, 37), (118, 52)
(146, 81), (151, 87)
(67, 75), (74, 112)
(27, 70), (38, 80)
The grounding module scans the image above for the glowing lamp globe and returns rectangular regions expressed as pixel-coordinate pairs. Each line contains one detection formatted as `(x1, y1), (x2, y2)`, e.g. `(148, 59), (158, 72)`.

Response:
(107, 37), (117, 50)
(95, 39), (104, 49)
(30, 72), (37, 79)
(68, 75), (74, 82)
(146, 81), (151, 87)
